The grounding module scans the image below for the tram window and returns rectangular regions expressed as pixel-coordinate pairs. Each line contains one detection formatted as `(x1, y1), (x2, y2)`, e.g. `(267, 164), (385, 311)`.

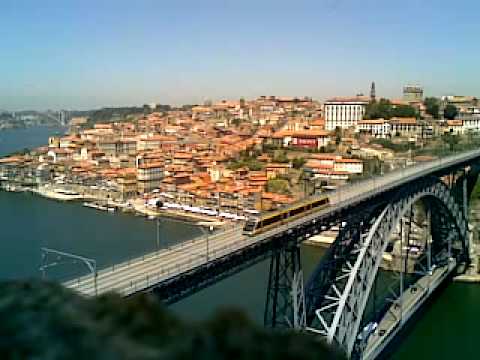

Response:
(311, 198), (328, 208)
(290, 206), (306, 217)
(262, 214), (283, 227)
(244, 221), (257, 232)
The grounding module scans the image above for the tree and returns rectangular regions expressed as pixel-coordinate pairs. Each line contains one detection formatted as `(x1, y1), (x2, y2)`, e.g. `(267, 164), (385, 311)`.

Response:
(442, 131), (459, 152)
(364, 98), (393, 120)
(292, 157), (306, 169)
(424, 97), (440, 119)
(334, 126), (342, 145)
(0, 280), (344, 360)
(273, 150), (289, 163)
(391, 105), (417, 118)
(444, 104), (458, 120)
(266, 179), (290, 194)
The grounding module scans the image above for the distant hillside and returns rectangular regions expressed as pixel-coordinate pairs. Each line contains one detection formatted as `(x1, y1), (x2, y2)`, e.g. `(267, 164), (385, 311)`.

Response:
(73, 104), (173, 125)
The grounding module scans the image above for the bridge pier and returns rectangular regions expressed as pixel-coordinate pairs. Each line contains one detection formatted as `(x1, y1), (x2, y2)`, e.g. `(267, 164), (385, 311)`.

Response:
(264, 239), (302, 328)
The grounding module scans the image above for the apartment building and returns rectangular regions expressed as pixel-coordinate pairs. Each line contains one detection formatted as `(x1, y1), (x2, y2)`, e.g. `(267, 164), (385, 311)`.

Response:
(291, 130), (331, 149)
(137, 162), (164, 194)
(324, 96), (369, 130)
(116, 170), (138, 200)
(457, 107), (480, 133)
(357, 119), (391, 138)
(389, 117), (421, 137)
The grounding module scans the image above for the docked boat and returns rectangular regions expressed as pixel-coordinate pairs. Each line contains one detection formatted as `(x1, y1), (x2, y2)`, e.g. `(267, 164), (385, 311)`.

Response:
(83, 202), (98, 209)
(83, 202), (108, 211)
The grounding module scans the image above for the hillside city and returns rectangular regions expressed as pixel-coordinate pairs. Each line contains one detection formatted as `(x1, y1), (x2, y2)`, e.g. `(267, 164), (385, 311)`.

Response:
(1, 84), (479, 223)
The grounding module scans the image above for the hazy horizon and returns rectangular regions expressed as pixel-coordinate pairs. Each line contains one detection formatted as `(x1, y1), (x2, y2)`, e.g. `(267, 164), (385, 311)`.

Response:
(1, 0), (479, 111)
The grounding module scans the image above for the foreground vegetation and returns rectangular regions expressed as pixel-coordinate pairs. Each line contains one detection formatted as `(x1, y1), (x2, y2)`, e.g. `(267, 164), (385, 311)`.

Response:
(0, 280), (343, 360)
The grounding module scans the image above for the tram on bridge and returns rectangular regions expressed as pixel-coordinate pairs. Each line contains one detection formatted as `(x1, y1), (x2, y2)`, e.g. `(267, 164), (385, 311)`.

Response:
(243, 195), (330, 236)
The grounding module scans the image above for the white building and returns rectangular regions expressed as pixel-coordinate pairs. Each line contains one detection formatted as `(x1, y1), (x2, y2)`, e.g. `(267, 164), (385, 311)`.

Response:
(324, 97), (369, 130)
(356, 119), (391, 138)
(458, 107), (480, 133)
(333, 158), (364, 174)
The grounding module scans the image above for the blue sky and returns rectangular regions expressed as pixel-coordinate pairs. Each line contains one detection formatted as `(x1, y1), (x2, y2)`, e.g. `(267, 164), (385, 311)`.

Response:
(1, 0), (479, 110)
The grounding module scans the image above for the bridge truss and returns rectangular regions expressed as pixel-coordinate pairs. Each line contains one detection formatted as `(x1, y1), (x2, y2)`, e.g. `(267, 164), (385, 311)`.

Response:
(303, 176), (468, 358)
(140, 158), (480, 358)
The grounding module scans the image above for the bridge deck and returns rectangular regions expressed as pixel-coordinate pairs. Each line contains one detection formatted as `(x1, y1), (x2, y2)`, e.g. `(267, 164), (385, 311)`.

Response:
(64, 226), (248, 296)
(63, 149), (480, 297)
(363, 260), (456, 360)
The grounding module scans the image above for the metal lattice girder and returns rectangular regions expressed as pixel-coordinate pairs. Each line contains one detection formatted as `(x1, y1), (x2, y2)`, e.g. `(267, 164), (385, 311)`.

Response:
(264, 241), (302, 328)
(304, 206), (381, 326)
(305, 177), (468, 357)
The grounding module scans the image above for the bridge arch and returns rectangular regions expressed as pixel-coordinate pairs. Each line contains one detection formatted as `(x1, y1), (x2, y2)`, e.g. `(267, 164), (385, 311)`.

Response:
(305, 177), (468, 357)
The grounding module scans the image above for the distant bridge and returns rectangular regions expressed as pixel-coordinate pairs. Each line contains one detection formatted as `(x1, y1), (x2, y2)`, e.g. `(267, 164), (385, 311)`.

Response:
(60, 149), (480, 359)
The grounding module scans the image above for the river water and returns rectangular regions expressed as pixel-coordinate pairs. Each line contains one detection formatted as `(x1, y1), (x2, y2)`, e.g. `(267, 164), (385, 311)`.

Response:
(0, 126), (479, 358)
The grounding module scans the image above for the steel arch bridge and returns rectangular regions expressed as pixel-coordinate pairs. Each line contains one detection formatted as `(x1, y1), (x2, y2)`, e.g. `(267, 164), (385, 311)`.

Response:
(303, 176), (469, 358)
(59, 151), (480, 360)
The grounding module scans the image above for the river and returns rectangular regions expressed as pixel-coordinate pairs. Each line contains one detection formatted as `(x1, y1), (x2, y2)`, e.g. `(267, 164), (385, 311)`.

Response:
(0, 126), (479, 358)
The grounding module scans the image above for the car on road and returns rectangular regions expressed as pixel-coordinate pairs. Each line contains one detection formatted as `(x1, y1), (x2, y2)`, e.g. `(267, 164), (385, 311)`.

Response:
(357, 322), (378, 342)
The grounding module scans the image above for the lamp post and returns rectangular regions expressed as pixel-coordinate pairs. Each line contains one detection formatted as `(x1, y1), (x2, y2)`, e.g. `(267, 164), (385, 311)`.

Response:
(156, 217), (161, 253)
(201, 225), (215, 261)
(208, 225), (214, 260)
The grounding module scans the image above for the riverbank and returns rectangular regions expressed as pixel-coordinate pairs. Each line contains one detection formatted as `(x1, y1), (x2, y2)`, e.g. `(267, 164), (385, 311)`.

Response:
(0, 125), (67, 157)
(0, 181), (232, 228)
(131, 200), (232, 227)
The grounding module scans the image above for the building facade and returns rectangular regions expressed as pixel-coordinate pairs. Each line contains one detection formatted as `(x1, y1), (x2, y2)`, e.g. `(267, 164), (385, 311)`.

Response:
(356, 119), (391, 138)
(291, 131), (331, 150)
(403, 86), (423, 102)
(137, 162), (164, 194)
(389, 117), (421, 137)
(324, 97), (369, 130)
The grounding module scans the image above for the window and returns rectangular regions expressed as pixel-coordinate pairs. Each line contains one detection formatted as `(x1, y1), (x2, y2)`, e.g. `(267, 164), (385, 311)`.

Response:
(261, 213), (284, 227)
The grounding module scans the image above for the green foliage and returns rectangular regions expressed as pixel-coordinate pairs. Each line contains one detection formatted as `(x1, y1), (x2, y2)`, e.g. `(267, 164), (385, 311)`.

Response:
(424, 97), (440, 119)
(364, 99), (417, 120)
(292, 157), (306, 169)
(273, 150), (289, 163)
(392, 105), (417, 118)
(266, 179), (290, 194)
(444, 104), (458, 120)
(334, 126), (342, 145)
(82, 105), (170, 126)
(231, 118), (242, 127)
(0, 280), (343, 360)
(442, 131), (459, 151)
(370, 138), (414, 152)
(228, 150), (265, 170)
(228, 158), (264, 171)
(471, 179), (480, 200)
(364, 98), (393, 119)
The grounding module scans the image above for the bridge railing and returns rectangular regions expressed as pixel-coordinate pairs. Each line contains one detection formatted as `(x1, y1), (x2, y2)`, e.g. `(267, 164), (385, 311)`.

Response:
(251, 149), (480, 245)
(64, 224), (243, 293)
(64, 223), (238, 286)
(68, 229), (256, 296)
(64, 149), (480, 296)
(115, 239), (244, 296)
